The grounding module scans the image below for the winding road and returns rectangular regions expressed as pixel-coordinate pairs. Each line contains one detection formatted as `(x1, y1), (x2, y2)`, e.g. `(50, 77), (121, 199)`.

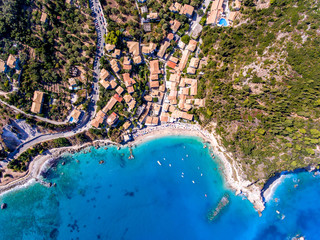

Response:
(2, 1), (107, 162)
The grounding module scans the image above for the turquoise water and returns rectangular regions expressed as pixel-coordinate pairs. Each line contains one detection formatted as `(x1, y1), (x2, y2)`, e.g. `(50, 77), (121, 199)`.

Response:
(219, 18), (228, 27)
(0, 136), (319, 239)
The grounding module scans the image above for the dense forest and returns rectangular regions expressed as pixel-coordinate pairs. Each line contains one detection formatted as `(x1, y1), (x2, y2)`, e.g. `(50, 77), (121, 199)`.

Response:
(0, 0), (96, 120)
(197, 0), (320, 184)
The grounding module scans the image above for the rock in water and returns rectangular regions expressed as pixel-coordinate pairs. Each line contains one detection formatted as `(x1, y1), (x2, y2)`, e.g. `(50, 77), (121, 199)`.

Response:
(1, 203), (7, 209)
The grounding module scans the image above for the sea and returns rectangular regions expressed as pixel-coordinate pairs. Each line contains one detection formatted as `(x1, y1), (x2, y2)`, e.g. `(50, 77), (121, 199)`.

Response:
(0, 136), (319, 240)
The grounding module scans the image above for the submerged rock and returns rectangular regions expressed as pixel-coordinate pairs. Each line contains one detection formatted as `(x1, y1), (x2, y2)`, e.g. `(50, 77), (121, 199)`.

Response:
(1, 203), (7, 209)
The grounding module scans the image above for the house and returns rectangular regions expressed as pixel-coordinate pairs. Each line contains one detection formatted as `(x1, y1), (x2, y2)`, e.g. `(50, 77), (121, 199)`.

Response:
(70, 109), (82, 123)
(123, 121), (132, 130)
(207, 0), (224, 25)
(189, 58), (200, 68)
(102, 96), (118, 112)
(228, 11), (239, 23)
(91, 110), (105, 128)
(100, 69), (110, 81)
(150, 60), (161, 76)
(142, 43), (157, 55)
(127, 41), (140, 56)
(127, 86), (135, 94)
(100, 79), (110, 89)
(145, 116), (159, 126)
(148, 12), (159, 21)
(143, 22), (151, 32)
(167, 61), (177, 69)
(159, 84), (165, 92)
(187, 67), (196, 75)
(6, 55), (17, 69)
(31, 91), (44, 114)
(186, 40), (198, 52)
(133, 56), (142, 64)
(112, 49), (121, 58)
(169, 2), (182, 12)
(179, 4), (194, 18)
(172, 110), (193, 121)
(40, 12), (48, 23)
(128, 99), (136, 110)
(178, 49), (190, 71)
(124, 94), (133, 104)
(68, 78), (77, 90)
(110, 79), (118, 89)
(169, 56), (179, 64)
(105, 44), (116, 52)
(150, 81), (160, 88)
(0, 60), (7, 73)
(107, 112), (119, 126)
(194, 99), (205, 107)
(190, 81), (197, 96)
(160, 112), (170, 122)
(170, 20), (181, 33)
(191, 23), (203, 39)
(152, 104), (161, 115)
(122, 56), (132, 70)
(167, 33), (174, 41)
(233, 0), (241, 11)
(110, 59), (120, 73)
(141, 6), (148, 14)
(157, 41), (170, 58)
(115, 86), (124, 95)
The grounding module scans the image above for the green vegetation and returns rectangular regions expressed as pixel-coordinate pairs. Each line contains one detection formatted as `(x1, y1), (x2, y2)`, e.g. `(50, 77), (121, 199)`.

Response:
(198, 0), (320, 183)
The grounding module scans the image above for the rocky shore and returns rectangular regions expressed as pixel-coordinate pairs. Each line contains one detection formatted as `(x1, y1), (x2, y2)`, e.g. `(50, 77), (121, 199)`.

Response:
(0, 124), (266, 213)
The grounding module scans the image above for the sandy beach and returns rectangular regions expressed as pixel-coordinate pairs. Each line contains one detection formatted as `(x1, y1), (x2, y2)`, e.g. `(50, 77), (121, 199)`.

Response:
(0, 123), (265, 212)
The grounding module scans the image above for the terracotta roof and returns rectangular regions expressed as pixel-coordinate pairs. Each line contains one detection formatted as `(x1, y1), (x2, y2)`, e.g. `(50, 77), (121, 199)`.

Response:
(102, 97), (117, 112)
(142, 43), (157, 55)
(157, 41), (170, 58)
(40, 12), (47, 23)
(123, 56), (131, 65)
(144, 95), (153, 102)
(186, 40), (198, 52)
(91, 116), (104, 128)
(170, 20), (181, 33)
(105, 44), (116, 52)
(180, 4), (194, 16)
(228, 11), (239, 22)
(160, 112), (169, 122)
(0, 59), (6, 72)
(150, 60), (161, 75)
(169, 73), (181, 82)
(169, 2), (182, 12)
(112, 49), (121, 58)
(189, 58), (200, 68)
(169, 56), (179, 63)
(33, 91), (44, 103)
(148, 12), (159, 20)
(113, 93), (123, 102)
(207, 0), (224, 25)
(110, 59), (120, 73)
(150, 81), (159, 88)
(97, 110), (106, 118)
(6, 55), (16, 69)
(128, 99), (136, 110)
(115, 86), (124, 95)
(110, 80), (118, 89)
(70, 109), (81, 121)
(159, 84), (166, 92)
(127, 41), (140, 56)
(167, 33), (174, 40)
(167, 61), (177, 69)
(127, 85), (135, 94)
(133, 56), (142, 64)
(123, 121), (132, 130)
(178, 49), (190, 71)
(124, 94), (133, 103)
(107, 112), (119, 126)
(31, 91), (44, 113)
(187, 67), (196, 74)
(100, 69), (110, 80)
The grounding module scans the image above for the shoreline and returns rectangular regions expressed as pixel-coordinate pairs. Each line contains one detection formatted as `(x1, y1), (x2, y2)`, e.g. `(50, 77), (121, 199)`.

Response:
(0, 123), (265, 212)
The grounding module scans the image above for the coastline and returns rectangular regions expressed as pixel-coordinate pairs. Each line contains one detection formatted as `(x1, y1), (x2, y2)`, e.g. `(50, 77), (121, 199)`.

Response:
(0, 123), (265, 212)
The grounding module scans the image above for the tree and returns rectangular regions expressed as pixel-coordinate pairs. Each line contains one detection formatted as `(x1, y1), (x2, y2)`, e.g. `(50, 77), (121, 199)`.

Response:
(181, 35), (190, 44)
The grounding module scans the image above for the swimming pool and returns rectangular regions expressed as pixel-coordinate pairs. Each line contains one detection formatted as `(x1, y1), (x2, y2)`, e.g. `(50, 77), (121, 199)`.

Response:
(219, 18), (228, 27)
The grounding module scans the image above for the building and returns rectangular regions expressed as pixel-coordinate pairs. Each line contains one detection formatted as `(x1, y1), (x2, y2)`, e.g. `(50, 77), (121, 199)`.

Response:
(150, 81), (159, 88)
(186, 39), (197, 52)
(112, 49), (121, 58)
(40, 12), (48, 23)
(178, 49), (190, 71)
(127, 41), (140, 56)
(141, 6), (148, 14)
(105, 44), (116, 52)
(179, 4), (194, 18)
(187, 67), (196, 74)
(170, 20), (181, 33)
(102, 96), (118, 112)
(91, 110), (105, 128)
(189, 58), (200, 68)
(207, 0), (224, 25)
(143, 22), (151, 32)
(115, 86), (124, 95)
(167, 33), (174, 41)
(167, 61), (177, 69)
(70, 109), (82, 123)
(150, 60), (161, 75)
(123, 56), (132, 70)
(110, 79), (118, 89)
(169, 2), (182, 12)
(0, 59), (7, 73)
(31, 91), (44, 114)
(191, 23), (203, 39)
(107, 112), (119, 126)
(142, 43), (157, 55)
(145, 116), (159, 126)
(110, 59), (120, 73)
(228, 11), (239, 23)
(69, 78), (77, 90)
(100, 69), (110, 81)
(157, 41), (170, 58)
(6, 55), (17, 69)
(148, 12), (159, 21)
(133, 56), (142, 64)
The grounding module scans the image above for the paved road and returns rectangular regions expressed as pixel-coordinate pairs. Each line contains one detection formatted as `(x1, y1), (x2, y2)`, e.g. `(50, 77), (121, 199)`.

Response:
(3, 1), (108, 162)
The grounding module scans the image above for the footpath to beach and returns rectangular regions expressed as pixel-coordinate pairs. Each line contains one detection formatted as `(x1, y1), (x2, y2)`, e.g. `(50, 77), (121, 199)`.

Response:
(0, 123), (265, 213)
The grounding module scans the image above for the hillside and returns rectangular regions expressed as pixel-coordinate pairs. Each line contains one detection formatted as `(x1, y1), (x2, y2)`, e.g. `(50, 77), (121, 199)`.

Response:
(197, 0), (320, 184)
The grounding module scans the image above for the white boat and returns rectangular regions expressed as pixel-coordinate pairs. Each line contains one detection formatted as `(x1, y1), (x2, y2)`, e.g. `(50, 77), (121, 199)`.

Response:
(157, 161), (161, 166)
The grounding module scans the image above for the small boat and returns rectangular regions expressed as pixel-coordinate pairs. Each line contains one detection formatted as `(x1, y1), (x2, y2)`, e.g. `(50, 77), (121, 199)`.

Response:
(192, 180), (195, 184)
(1, 203), (7, 209)
(207, 193), (230, 221)
(157, 161), (161, 166)
(169, 164), (172, 167)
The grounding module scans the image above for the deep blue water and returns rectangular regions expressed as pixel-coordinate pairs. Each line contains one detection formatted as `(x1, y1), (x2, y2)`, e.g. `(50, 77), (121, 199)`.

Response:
(0, 136), (319, 239)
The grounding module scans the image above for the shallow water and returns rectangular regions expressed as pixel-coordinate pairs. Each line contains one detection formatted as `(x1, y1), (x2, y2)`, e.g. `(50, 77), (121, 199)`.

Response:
(0, 136), (319, 239)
